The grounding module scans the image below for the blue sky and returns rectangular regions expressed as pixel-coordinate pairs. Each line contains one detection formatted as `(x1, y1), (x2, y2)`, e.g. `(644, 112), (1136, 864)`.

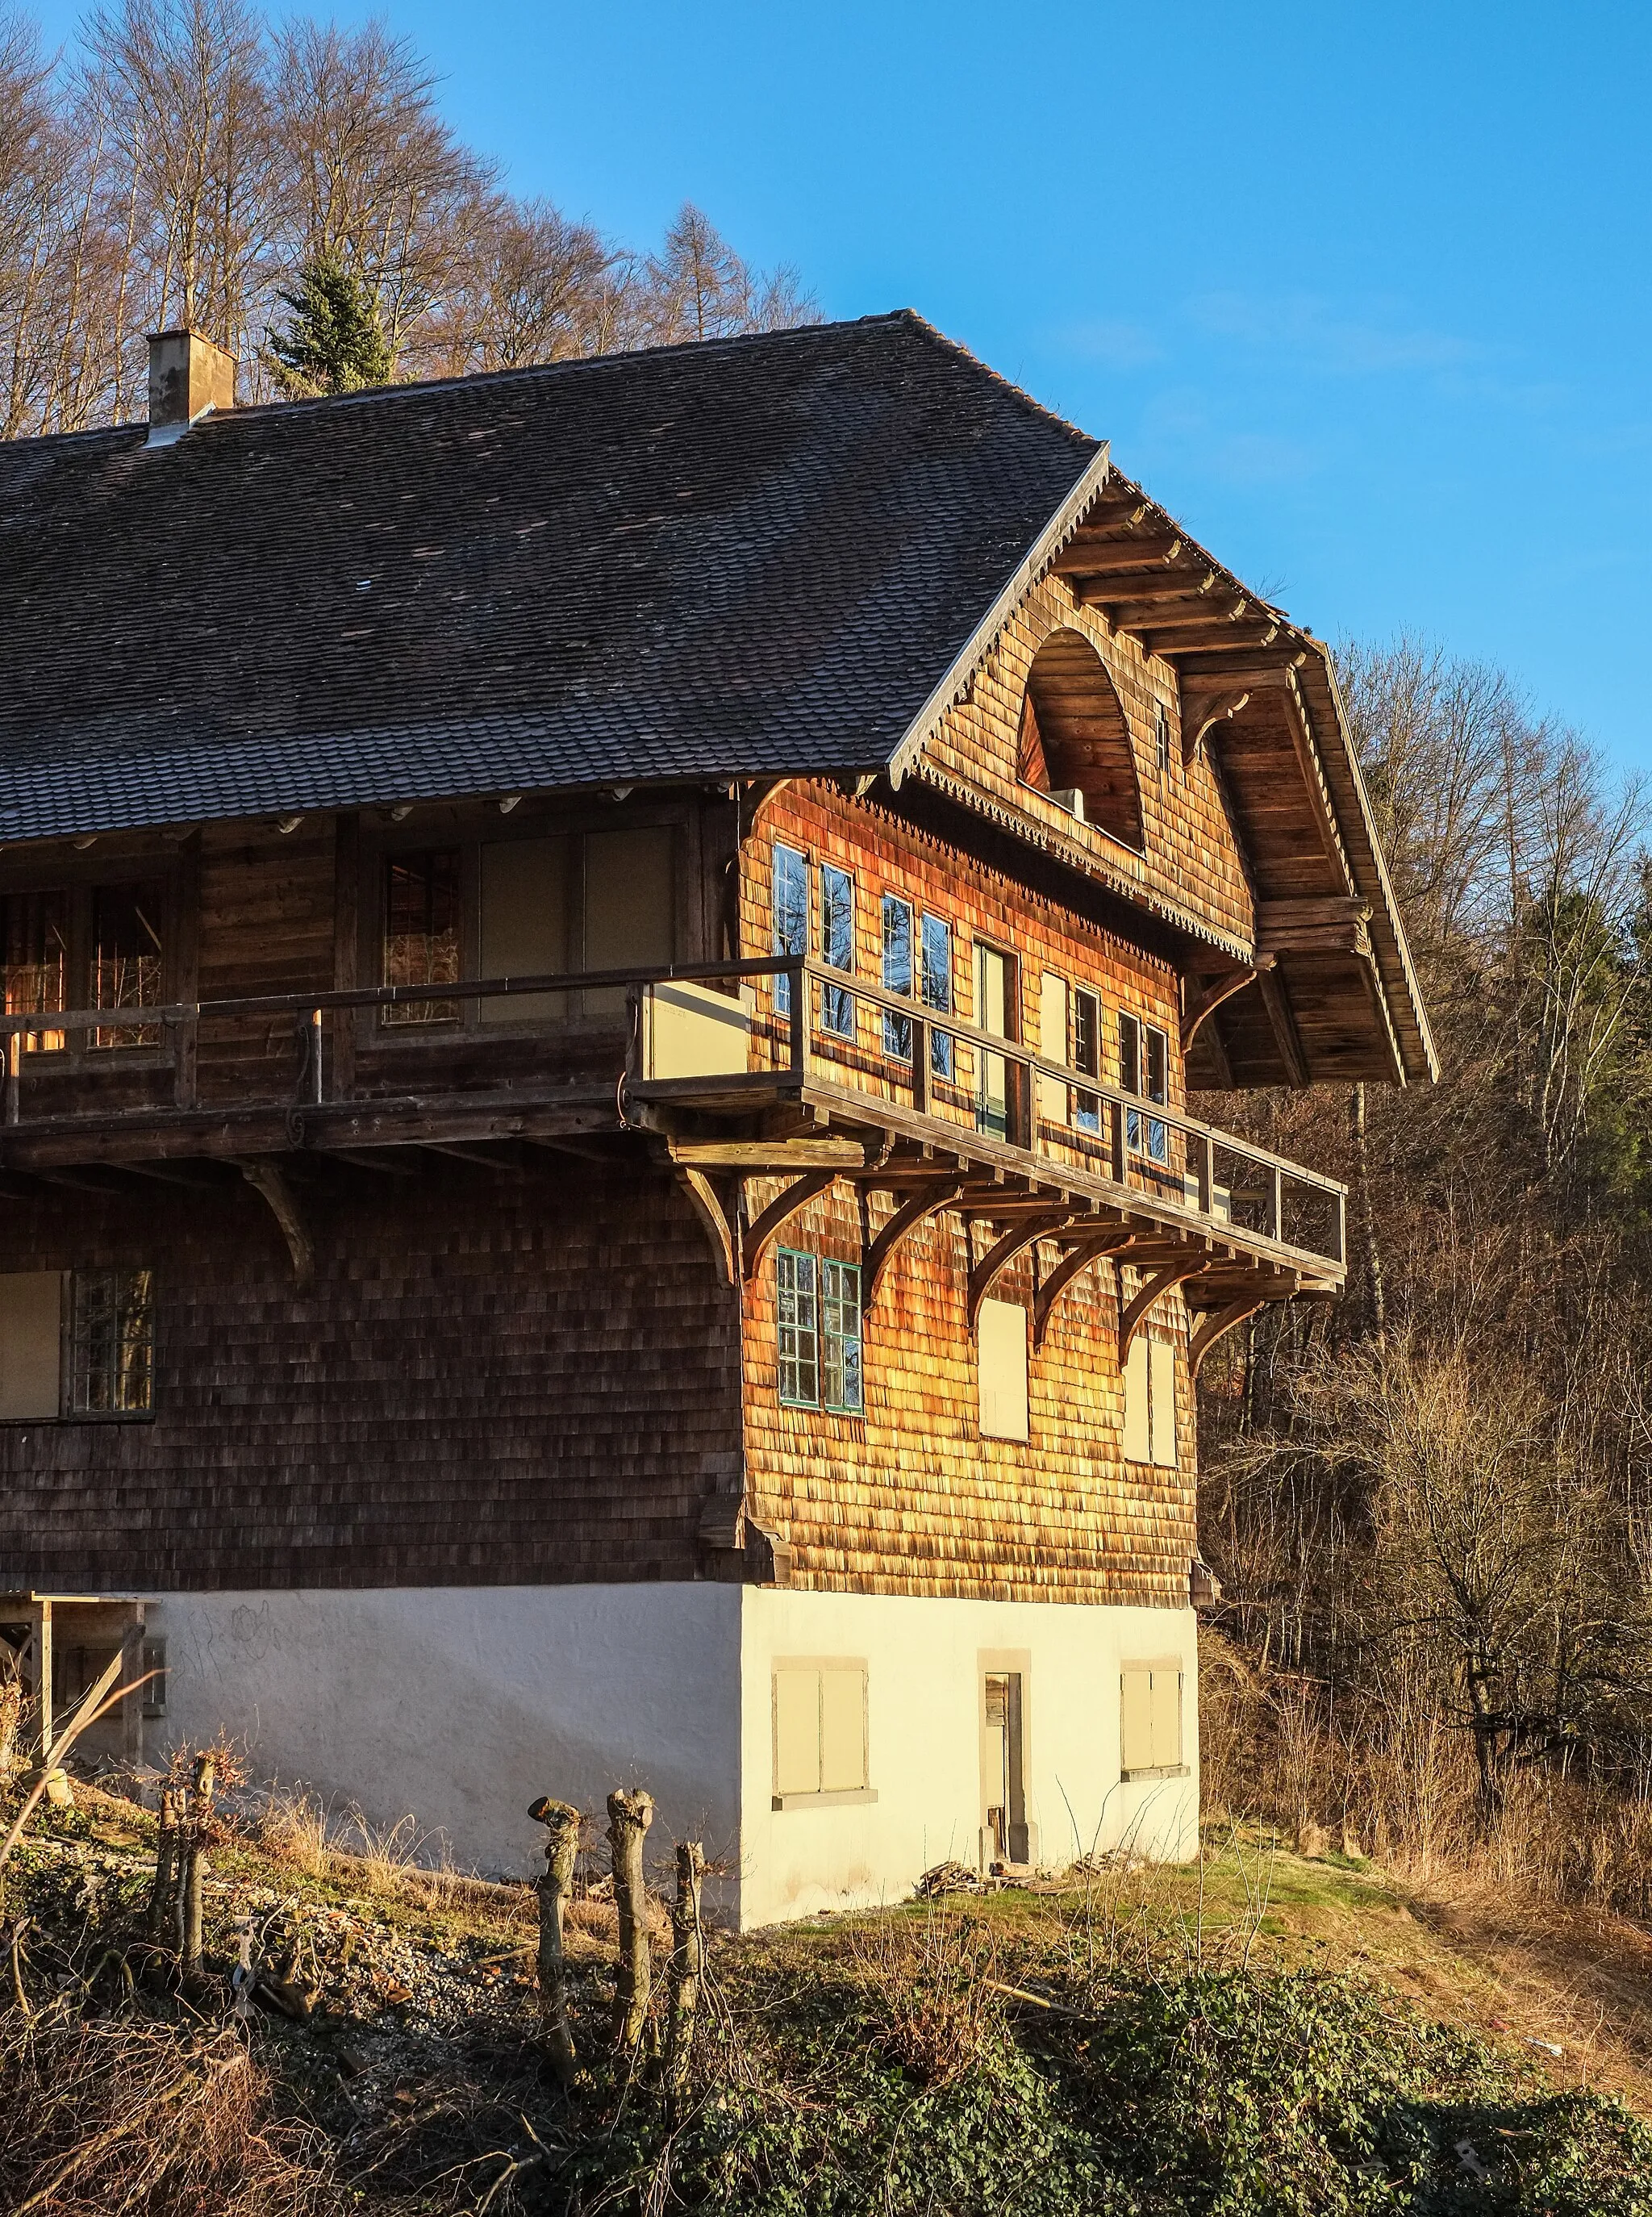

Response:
(31, 0), (1652, 768)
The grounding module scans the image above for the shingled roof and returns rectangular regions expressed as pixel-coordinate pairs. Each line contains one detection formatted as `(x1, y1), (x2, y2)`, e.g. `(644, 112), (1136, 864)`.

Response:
(0, 311), (1102, 842)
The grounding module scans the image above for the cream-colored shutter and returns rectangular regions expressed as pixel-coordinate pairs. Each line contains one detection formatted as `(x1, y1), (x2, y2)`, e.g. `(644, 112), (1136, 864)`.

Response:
(1123, 1334), (1150, 1462)
(1149, 1338), (1178, 1468)
(978, 1298), (1028, 1442)
(0, 1272), (63, 1420)
(820, 1668), (867, 1792)
(1149, 1669), (1183, 1769)
(1120, 1666), (1153, 1774)
(480, 837), (569, 1022)
(583, 827), (674, 1011)
(773, 1669), (821, 1797)
(1037, 972), (1068, 1125)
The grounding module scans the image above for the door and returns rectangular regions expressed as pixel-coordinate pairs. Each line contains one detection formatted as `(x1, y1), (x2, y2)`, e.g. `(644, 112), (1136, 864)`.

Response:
(982, 1671), (1028, 1865)
(975, 944), (1013, 1140)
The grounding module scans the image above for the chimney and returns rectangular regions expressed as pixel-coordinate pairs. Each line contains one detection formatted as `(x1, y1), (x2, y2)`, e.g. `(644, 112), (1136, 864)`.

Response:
(146, 329), (236, 442)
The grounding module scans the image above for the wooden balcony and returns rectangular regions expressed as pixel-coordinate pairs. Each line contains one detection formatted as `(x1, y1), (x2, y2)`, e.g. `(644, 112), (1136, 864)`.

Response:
(0, 958), (1343, 1356)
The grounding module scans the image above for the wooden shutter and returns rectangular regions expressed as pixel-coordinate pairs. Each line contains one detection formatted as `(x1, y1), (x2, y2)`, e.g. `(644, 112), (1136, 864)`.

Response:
(1120, 1666), (1153, 1774)
(1123, 1334), (1150, 1462)
(1037, 972), (1069, 1125)
(773, 1669), (821, 1797)
(1149, 1338), (1177, 1468)
(583, 827), (674, 1010)
(820, 1668), (867, 1792)
(978, 1299), (1028, 1442)
(0, 1271), (62, 1420)
(480, 837), (569, 1022)
(1149, 1668), (1183, 1768)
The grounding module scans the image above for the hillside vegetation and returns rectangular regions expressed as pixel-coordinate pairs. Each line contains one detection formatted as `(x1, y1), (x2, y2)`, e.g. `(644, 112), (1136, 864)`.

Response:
(3, 1772), (1652, 2215)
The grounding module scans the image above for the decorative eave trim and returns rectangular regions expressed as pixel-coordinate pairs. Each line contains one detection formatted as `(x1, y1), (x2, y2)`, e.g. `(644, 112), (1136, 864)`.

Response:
(885, 443), (1114, 789)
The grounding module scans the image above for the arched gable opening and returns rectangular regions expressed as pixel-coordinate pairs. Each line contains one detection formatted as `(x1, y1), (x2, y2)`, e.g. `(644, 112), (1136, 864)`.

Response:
(1016, 628), (1145, 850)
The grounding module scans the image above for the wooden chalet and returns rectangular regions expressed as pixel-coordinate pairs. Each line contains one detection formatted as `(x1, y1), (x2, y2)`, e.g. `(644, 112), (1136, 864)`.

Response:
(0, 316), (1431, 1917)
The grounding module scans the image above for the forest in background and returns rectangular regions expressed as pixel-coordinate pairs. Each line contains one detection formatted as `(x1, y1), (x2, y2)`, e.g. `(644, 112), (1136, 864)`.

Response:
(1197, 637), (1652, 1910)
(0, 0), (816, 435)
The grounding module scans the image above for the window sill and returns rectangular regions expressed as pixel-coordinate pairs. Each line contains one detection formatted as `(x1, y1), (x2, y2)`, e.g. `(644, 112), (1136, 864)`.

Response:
(772, 1788), (878, 1811)
(0, 1413), (156, 1426)
(1120, 1764), (1190, 1783)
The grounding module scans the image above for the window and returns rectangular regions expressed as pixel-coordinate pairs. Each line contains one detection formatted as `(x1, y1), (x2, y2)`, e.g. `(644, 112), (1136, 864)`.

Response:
(772, 844), (807, 1018)
(0, 1272), (64, 1420)
(773, 1661), (871, 1805)
(920, 912), (953, 1079)
(1, 891), (68, 1053)
(141, 1638), (169, 1719)
(472, 825), (674, 1020)
(1119, 1012), (1169, 1163)
(1123, 1332), (1178, 1466)
(383, 850), (461, 1025)
(1120, 1663), (1185, 1777)
(776, 1250), (863, 1413)
(974, 942), (1014, 1139)
(978, 1297), (1028, 1441)
(1155, 703), (1172, 780)
(881, 894), (913, 1058)
(92, 882), (165, 1047)
(819, 863), (855, 1040)
(69, 1270), (154, 1417)
(1073, 987), (1100, 1131)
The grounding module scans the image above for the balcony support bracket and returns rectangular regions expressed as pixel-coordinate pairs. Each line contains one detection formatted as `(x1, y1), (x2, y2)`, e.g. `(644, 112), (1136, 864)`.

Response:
(675, 1167), (740, 1288)
(863, 1181), (964, 1309)
(1120, 1259), (1208, 1352)
(742, 1171), (836, 1283)
(236, 1157), (315, 1292)
(1190, 1297), (1266, 1380)
(1032, 1231), (1137, 1351)
(968, 1211), (1074, 1333)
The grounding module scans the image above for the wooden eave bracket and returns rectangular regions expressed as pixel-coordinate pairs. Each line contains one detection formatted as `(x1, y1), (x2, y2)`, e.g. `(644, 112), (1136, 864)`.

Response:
(1120, 1260), (1208, 1351)
(863, 1182), (964, 1308)
(967, 1212), (1075, 1330)
(1179, 684), (1251, 764)
(1032, 1232), (1136, 1351)
(1189, 1298), (1266, 1380)
(236, 1158), (315, 1290)
(1181, 959), (1271, 1054)
(675, 1166), (739, 1288)
(1256, 967), (1310, 1088)
(742, 1171), (836, 1282)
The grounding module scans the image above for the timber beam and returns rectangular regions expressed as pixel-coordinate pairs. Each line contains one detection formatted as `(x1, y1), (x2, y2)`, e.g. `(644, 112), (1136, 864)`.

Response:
(1182, 964), (1268, 1054)
(1257, 968), (1309, 1088)
(236, 1158), (315, 1290)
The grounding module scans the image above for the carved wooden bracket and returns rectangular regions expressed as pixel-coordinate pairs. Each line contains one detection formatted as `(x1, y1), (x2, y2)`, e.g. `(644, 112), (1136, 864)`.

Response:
(967, 1212), (1074, 1332)
(864, 1181), (964, 1308)
(1031, 1232), (1136, 1351)
(236, 1159), (315, 1290)
(1180, 683), (1250, 764)
(1189, 1297), (1266, 1380)
(675, 1167), (739, 1287)
(1181, 959), (1271, 1054)
(1119, 1259), (1208, 1351)
(742, 1171), (836, 1282)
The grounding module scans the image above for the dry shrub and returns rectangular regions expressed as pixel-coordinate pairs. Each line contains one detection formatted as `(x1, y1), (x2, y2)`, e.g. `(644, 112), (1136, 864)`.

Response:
(0, 2014), (340, 2215)
(251, 1783), (330, 1877)
(848, 1905), (1003, 2085)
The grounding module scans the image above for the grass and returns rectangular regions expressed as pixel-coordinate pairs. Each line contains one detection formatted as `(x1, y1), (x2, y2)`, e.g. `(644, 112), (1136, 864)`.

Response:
(6, 1785), (1652, 2213)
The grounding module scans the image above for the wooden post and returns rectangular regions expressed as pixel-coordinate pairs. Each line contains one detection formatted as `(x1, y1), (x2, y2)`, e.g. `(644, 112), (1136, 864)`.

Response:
(665, 1839), (705, 2094)
(607, 1787), (654, 2052)
(32, 1601), (52, 1764)
(1270, 1164), (1284, 1244)
(1197, 1133), (1213, 1217)
(1108, 1097), (1127, 1187)
(911, 1017), (929, 1115)
(2, 1032), (17, 1126)
(119, 1610), (146, 1768)
(148, 1786), (184, 1947)
(181, 1752), (216, 1977)
(789, 962), (806, 1078)
(528, 1796), (582, 2083)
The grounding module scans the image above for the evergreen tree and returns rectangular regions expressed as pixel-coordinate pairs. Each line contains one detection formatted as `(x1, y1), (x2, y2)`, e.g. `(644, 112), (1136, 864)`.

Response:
(269, 252), (394, 398)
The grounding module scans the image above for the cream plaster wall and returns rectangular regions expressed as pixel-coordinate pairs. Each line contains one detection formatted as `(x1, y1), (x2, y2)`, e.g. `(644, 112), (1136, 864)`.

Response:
(144, 1584), (1197, 1928)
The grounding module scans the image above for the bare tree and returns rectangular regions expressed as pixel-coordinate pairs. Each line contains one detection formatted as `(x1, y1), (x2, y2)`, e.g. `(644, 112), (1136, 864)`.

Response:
(643, 200), (817, 344)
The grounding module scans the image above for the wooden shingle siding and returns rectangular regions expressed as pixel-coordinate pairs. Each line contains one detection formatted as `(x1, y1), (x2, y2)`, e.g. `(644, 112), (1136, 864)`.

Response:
(0, 1159), (740, 1590)
(741, 1181), (1192, 1607)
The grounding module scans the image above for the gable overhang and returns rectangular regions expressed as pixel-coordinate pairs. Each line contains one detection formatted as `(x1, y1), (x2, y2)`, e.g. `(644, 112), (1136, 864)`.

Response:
(878, 464), (1437, 1090)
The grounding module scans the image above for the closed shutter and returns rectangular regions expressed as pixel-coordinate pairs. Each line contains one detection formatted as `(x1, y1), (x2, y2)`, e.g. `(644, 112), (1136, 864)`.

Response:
(583, 827), (674, 1011)
(773, 1669), (821, 1797)
(0, 1271), (63, 1420)
(1120, 1665), (1153, 1774)
(1123, 1334), (1150, 1462)
(1149, 1338), (1178, 1468)
(978, 1299), (1029, 1442)
(480, 837), (569, 1022)
(820, 1669), (867, 1792)
(1037, 972), (1068, 1124)
(1149, 1669), (1183, 1769)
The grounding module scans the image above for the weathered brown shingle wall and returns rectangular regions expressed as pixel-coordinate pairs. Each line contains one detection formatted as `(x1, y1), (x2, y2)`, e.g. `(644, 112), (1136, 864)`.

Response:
(0, 1155), (740, 1590)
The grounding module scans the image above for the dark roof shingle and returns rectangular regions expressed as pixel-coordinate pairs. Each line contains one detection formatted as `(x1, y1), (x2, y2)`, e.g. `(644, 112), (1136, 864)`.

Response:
(0, 312), (1099, 840)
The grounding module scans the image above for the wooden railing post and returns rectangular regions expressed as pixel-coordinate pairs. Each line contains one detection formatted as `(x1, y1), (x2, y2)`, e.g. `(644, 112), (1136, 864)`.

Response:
(2, 1033), (15, 1128)
(1108, 1096), (1126, 1186)
(789, 962), (806, 1079)
(911, 1017), (928, 1114)
(1197, 1132), (1213, 1216)
(1270, 1164), (1284, 1243)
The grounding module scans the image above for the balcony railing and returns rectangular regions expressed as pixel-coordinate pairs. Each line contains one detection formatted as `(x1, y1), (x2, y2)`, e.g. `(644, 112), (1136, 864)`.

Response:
(0, 954), (1345, 1276)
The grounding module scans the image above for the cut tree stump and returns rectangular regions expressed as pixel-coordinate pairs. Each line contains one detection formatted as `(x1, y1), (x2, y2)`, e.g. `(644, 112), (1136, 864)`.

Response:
(607, 1788), (654, 2052)
(529, 1795), (582, 2082)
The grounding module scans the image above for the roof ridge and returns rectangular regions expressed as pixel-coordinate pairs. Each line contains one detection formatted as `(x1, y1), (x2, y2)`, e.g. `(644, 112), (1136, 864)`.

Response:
(889, 312), (1099, 452)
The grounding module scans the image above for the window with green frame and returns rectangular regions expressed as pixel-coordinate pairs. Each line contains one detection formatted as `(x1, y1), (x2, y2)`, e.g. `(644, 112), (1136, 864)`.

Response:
(776, 1249), (863, 1413)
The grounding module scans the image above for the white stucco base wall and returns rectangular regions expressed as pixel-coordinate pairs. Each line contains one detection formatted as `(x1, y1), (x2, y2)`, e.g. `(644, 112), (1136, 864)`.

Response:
(737, 1589), (1199, 1929)
(144, 1584), (1197, 1927)
(148, 1586), (745, 1885)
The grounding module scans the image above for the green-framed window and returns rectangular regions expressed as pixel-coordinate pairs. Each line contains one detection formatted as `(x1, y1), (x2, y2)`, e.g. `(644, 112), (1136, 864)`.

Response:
(777, 1249), (863, 1413)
